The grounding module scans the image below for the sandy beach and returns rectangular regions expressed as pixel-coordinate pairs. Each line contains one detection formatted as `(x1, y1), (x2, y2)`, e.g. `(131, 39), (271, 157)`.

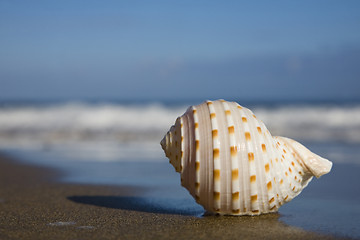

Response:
(0, 153), (347, 240)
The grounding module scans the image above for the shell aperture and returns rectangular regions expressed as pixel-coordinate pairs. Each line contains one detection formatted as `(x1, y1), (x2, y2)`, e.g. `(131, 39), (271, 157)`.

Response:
(160, 100), (332, 216)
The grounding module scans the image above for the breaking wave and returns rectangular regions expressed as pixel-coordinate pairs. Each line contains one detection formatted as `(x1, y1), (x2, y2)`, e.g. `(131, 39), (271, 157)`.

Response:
(0, 101), (359, 162)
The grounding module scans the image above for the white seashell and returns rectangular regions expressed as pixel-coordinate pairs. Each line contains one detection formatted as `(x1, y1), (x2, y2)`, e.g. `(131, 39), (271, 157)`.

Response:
(160, 99), (332, 216)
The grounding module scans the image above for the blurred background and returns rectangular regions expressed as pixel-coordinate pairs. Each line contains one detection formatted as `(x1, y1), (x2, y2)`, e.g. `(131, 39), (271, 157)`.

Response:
(0, 0), (359, 175)
(1, 1), (360, 236)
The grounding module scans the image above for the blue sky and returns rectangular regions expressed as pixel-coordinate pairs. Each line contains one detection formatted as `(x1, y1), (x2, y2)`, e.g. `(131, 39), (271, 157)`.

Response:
(0, 0), (359, 101)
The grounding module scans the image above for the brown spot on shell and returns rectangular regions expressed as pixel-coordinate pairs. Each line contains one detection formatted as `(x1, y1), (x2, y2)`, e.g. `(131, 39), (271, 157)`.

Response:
(210, 113), (216, 119)
(214, 169), (220, 180)
(267, 181), (272, 191)
(195, 182), (200, 189)
(269, 197), (275, 204)
(232, 169), (239, 180)
(265, 163), (270, 173)
(212, 130), (218, 138)
(270, 205), (277, 211)
(248, 152), (254, 161)
(250, 175), (256, 183)
(252, 210), (259, 214)
(228, 126), (234, 134)
(225, 110), (231, 115)
(195, 162), (200, 171)
(207, 101), (213, 105)
(251, 195), (258, 202)
(230, 146), (237, 156)
(195, 140), (199, 150)
(257, 127), (262, 134)
(261, 144), (266, 153)
(194, 123), (198, 128)
(193, 109), (197, 114)
(280, 179), (284, 184)
(245, 132), (251, 141)
(213, 148), (220, 158)
(242, 117), (247, 122)
(232, 209), (240, 214)
(232, 192), (239, 200)
(214, 192), (220, 200)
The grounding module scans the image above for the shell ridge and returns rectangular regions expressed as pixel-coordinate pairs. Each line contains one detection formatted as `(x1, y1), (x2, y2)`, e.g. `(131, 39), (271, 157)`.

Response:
(252, 117), (274, 213)
(273, 139), (292, 202)
(243, 108), (267, 214)
(283, 143), (304, 195)
(276, 138), (299, 201)
(192, 106), (201, 202)
(239, 108), (259, 214)
(262, 128), (283, 210)
(237, 106), (251, 214)
(197, 102), (213, 211)
(230, 103), (247, 214)
(213, 100), (232, 213)
(221, 100), (239, 214)
(180, 114), (189, 190)
(183, 110), (192, 195)
(188, 108), (197, 199)
(207, 100), (221, 212)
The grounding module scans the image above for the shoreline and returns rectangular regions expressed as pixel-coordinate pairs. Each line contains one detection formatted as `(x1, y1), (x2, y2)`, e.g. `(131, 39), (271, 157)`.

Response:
(0, 153), (344, 239)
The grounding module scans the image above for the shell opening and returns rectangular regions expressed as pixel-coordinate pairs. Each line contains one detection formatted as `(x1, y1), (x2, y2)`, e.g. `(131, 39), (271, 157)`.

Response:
(276, 136), (332, 178)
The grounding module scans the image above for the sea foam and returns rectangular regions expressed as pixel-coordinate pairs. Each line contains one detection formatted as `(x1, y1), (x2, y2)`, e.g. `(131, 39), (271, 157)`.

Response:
(0, 102), (359, 163)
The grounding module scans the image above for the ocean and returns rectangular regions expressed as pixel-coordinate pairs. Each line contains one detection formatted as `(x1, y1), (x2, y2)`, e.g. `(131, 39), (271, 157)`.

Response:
(1, 99), (360, 238)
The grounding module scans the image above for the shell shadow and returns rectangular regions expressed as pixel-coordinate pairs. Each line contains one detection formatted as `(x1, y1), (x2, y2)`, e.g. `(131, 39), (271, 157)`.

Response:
(67, 196), (204, 216)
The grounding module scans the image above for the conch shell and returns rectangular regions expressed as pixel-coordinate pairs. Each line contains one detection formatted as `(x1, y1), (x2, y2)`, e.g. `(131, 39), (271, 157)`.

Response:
(161, 100), (332, 216)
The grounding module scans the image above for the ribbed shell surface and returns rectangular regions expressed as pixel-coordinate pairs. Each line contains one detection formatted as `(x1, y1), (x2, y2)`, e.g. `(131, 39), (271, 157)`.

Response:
(174, 100), (313, 215)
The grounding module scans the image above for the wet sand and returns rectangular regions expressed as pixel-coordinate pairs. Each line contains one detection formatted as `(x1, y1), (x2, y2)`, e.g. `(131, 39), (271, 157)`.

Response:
(0, 154), (346, 240)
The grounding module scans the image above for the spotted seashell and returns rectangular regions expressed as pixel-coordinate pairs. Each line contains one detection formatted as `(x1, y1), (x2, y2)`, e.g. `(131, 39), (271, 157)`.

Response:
(160, 99), (332, 216)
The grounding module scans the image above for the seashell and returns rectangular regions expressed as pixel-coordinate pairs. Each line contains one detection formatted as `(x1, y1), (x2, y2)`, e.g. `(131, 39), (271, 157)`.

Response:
(160, 99), (332, 216)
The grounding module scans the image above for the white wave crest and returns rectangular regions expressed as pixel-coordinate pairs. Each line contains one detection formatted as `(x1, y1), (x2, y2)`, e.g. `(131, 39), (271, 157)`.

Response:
(0, 102), (360, 145)
(0, 102), (359, 163)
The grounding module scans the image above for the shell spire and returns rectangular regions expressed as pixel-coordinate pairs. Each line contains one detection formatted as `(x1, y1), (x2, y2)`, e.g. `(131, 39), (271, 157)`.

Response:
(161, 100), (332, 216)
(161, 117), (182, 173)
